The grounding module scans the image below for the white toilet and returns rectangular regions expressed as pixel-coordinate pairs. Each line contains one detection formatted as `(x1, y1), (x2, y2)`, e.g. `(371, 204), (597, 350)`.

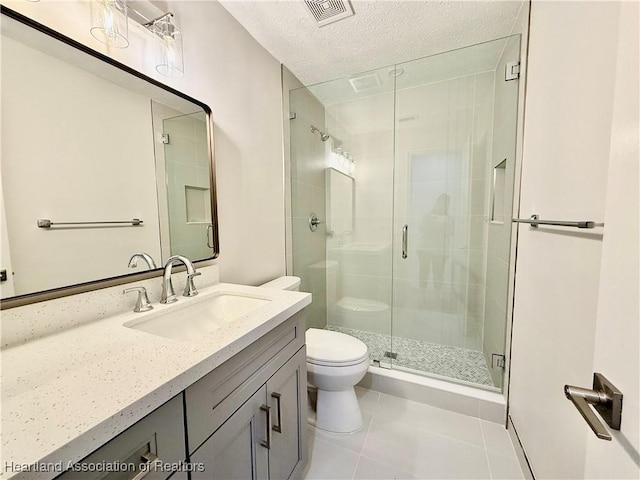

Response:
(260, 276), (369, 433)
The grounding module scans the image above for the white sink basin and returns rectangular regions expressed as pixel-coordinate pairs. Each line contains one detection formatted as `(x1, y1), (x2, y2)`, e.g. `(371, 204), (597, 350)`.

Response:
(123, 293), (271, 341)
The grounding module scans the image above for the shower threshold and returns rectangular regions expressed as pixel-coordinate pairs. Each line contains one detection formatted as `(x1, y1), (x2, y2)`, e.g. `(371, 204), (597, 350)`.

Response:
(326, 325), (495, 387)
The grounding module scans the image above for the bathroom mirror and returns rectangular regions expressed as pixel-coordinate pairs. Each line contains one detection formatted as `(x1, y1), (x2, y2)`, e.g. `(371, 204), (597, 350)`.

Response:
(0, 7), (219, 307)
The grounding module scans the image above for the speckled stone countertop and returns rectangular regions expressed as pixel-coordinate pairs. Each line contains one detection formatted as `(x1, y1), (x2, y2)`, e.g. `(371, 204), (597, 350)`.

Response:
(0, 283), (311, 480)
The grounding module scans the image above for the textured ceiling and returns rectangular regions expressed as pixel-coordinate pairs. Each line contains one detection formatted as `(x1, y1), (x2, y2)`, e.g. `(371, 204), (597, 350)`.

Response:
(218, 0), (525, 86)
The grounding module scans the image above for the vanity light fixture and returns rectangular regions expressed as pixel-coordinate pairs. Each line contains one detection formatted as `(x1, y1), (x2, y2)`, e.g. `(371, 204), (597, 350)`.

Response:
(144, 13), (184, 78)
(88, 1), (184, 77)
(90, 0), (129, 48)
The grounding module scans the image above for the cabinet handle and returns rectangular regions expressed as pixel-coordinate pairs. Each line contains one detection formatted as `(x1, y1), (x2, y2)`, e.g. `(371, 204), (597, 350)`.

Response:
(271, 392), (282, 433)
(131, 452), (161, 480)
(260, 404), (272, 449)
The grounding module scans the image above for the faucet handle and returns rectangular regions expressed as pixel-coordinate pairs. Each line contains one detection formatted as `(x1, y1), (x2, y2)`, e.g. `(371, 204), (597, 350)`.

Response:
(184, 272), (202, 297)
(123, 286), (154, 312)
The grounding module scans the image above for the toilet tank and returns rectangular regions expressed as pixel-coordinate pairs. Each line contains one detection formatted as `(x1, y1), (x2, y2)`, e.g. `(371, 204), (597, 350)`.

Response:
(260, 276), (301, 291)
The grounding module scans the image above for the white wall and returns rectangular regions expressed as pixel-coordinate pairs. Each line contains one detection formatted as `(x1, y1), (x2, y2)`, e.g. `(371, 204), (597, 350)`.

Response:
(2, 0), (286, 286)
(508, 1), (620, 477)
(1, 34), (162, 295)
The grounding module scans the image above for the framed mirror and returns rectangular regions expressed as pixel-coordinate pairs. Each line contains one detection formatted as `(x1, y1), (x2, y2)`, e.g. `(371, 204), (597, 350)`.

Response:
(0, 7), (219, 308)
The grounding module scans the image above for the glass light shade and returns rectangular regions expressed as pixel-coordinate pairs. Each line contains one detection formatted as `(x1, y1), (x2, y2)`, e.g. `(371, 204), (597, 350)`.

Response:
(150, 17), (184, 78)
(90, 0), (129, 48)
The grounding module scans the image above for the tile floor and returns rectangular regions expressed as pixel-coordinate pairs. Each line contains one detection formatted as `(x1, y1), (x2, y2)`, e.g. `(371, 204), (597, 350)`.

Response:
(327, 326), (495, 387)
(303, 387), (524, 480)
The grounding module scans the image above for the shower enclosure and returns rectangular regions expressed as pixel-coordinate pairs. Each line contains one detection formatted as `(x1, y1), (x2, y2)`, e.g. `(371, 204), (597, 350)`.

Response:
(288, 36), (521, 391)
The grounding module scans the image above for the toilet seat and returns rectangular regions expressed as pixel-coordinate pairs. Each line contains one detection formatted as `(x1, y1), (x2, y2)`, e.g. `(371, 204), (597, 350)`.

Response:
(306, 328), (368, 367)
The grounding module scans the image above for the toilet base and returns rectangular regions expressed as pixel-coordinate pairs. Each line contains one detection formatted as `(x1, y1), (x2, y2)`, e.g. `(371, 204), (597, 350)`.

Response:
(315, 387), (363, 433)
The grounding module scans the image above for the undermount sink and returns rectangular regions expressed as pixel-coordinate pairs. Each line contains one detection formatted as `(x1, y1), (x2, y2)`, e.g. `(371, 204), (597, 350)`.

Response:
(123, 293), (271, 341)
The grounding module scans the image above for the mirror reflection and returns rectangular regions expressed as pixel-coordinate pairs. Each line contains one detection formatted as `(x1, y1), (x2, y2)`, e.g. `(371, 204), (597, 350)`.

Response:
(0, 11), (217, 301)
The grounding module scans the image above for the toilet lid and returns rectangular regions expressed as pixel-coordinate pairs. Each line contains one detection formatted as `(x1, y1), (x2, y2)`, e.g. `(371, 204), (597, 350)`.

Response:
(306, 328), (368, 366)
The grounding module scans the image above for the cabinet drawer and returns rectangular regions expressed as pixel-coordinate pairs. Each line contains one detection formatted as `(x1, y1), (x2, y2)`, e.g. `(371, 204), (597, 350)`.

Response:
(57, 395), (186, 480)
(185, 312), (305, 453)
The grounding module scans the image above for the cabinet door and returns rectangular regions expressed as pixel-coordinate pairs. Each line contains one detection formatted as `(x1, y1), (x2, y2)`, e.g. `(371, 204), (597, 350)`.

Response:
(267, 347), (307, 480)
(190, 386), (270, 480)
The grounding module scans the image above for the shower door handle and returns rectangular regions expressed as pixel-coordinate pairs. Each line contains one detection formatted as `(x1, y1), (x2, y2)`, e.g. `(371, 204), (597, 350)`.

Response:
(402, 224), (408, 259)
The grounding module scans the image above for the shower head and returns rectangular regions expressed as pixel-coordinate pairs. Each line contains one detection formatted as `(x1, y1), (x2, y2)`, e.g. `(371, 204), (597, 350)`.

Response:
(310, 125), (331, 142)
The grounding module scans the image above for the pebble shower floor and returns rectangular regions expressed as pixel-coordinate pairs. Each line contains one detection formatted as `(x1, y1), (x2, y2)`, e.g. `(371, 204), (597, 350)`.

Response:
(326, 325), (495, 387)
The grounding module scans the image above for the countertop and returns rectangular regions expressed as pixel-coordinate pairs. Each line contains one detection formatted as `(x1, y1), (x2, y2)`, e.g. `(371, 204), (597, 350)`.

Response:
(0, 283), (311, 480)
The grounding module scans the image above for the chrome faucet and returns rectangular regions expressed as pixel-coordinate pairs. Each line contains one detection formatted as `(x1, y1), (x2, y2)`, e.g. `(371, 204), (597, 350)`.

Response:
(160, 255), (201, 304)
(123, 286), (153, 312)
(128, 253), (158, 270)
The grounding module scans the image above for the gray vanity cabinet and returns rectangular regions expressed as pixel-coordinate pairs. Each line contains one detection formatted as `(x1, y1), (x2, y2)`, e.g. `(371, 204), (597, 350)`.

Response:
(186, 313), (307, 480)
(56, 395), (186, 480)
(55, 312), (307, 480)
(266, 347), (306, 480)
(190, 385), (270, 480)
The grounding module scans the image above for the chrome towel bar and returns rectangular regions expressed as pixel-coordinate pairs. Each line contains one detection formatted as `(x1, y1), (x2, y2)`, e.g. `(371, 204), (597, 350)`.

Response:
(37, 218), (143, 228)
(512, 214), (604, 229)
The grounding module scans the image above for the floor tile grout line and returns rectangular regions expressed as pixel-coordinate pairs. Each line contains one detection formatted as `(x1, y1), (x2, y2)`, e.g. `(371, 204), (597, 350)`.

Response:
(372, 397), (489, 450)
(479, 420), (520, 458)
(479, 421), (494, 480)
(356, 451), (419, 479)
(367, 409), (489, 455)
(351, 453), (363, 480)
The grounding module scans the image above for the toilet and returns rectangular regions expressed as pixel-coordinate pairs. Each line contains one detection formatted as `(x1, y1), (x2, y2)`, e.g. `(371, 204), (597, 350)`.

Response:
(260, 276), (369, 433)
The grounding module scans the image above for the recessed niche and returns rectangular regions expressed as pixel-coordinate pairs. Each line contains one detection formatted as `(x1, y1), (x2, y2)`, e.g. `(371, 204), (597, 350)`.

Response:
(491, 159), (507, 223)
(185, 185), (211, 223)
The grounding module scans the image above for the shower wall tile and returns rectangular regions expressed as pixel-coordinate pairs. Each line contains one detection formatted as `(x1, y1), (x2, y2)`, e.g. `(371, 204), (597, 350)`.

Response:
(291, 180), (313, 218)
(397, 80), (451, 117)
(470, 179), (489, 216)
(447, 107), (474, 146)
(396, 114), (450, 152)
(351, 130), (394, 159)
(469, 216), (489, 250)
(486, 256), (510, 306)
(474, 72), (496, 106)
(474, 103), (495, 145)
(448, 76), (476, 110)
(392, 308), (443, 344)
(339, 273), (392, 306)
(354, 155), (394, 187)
(467, 250), (487, 285)
(332, 245), (392, 278)
(466, 283), (486, 317)
(472, 142), (491, 179)
(355, 185), (394, 219)
(488, 221), (512, 264)
(291, 147), (326, 187)
(351, 218), (393, 247)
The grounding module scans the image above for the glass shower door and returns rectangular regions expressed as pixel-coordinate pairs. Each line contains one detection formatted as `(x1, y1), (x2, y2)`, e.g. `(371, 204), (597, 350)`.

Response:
(391, 36), (521, 389)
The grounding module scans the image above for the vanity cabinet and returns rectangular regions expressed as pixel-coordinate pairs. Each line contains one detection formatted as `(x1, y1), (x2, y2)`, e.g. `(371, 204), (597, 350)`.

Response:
(55, 312), (307, 480)
(56, 395), (186, 480)
(186, 313), (307, 480)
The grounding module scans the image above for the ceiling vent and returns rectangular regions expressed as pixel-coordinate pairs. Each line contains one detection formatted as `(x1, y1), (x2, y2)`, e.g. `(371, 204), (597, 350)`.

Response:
(348, 71), (382, 93)
(302, 0), (355, 27)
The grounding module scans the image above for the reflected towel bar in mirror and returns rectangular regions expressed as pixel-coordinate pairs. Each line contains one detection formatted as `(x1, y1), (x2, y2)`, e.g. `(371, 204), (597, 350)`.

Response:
(512, 214), (604, 229)
(37, 219), (143, 228)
